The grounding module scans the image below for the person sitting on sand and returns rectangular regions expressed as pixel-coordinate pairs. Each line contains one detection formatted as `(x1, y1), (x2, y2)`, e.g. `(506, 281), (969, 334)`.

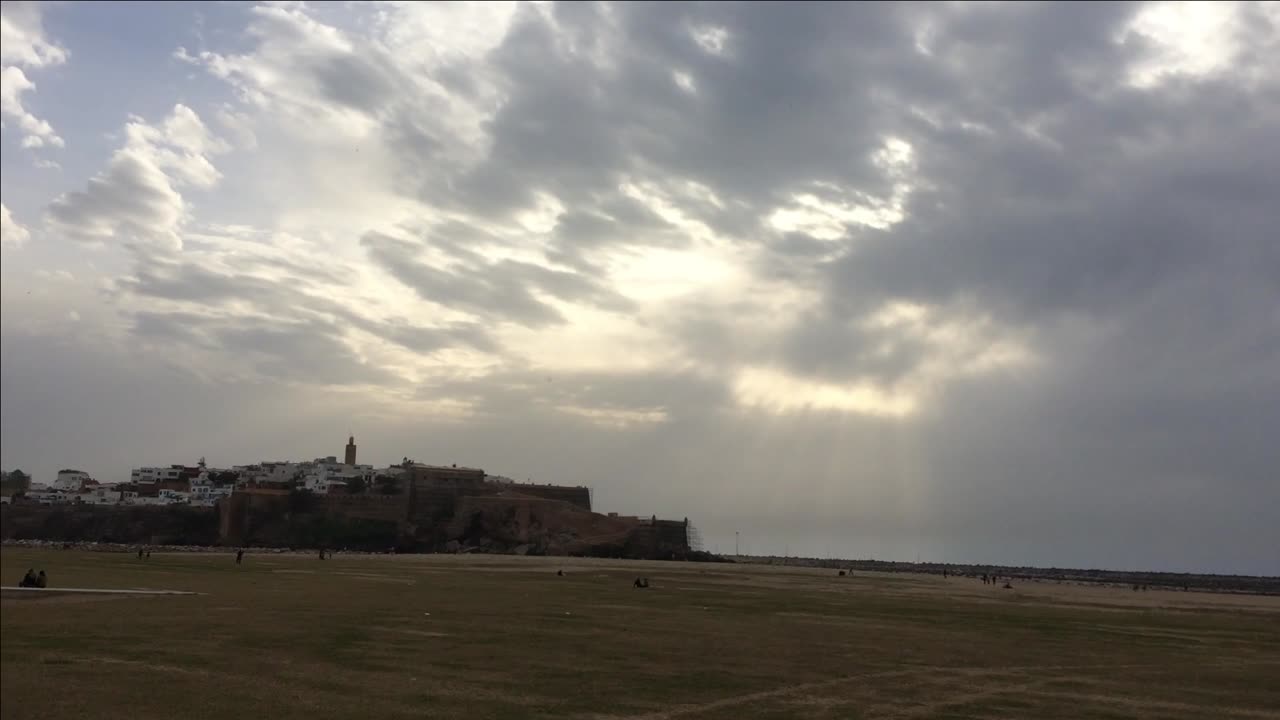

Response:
(35, 570), (48, 588)
(19, 569), (37, 587)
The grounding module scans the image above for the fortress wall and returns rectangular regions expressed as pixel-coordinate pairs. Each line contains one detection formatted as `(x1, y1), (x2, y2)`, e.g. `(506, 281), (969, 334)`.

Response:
(321, 494), (408, 523)
(502, 484), (592, 511)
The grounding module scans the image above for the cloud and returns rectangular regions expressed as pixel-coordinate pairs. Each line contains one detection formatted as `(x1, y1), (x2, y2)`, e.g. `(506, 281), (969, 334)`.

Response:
(1, 203), (31, 248)
(3, 1), (1279, 573)
(1, 66), (63, 148)
(46, 105), (227, 251)
(361, 230), (636, 328)
(0, 1), (67, 68)
(0, 1), (66, 150)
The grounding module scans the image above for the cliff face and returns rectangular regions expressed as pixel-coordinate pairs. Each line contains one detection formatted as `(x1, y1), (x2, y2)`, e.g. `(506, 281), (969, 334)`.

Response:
(1, 504), (220, 545)
(442, 493), (635, 555)
(441, 492), (692, 559)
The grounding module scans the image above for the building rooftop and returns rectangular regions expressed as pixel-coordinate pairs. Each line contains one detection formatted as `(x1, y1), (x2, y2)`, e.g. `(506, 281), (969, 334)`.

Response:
(406, 463), (485, 472)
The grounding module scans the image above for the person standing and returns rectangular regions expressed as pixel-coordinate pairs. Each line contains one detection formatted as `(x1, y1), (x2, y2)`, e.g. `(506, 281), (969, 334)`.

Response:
(236, 548), (244, 565)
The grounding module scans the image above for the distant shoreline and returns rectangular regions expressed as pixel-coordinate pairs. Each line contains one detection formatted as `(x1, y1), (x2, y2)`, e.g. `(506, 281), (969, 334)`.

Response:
(728, 554), (1280, 595)
(5, 539), (1276, 596)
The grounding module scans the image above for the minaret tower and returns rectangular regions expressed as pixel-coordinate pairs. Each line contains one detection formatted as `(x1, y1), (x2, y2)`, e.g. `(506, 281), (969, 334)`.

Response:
(345, 435), (357, 466)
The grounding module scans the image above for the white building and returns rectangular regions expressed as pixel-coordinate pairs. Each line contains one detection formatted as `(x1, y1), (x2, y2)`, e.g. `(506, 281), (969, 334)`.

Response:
(302, 460), (374, 494)
(127, 496), (172, 506)
(131, 465), (201, 485)
(26, 491), (72, 505)
(232, 462), (300, 486)
(53, 469), (93, 492)
(78, 486), (123, 505)
(189, 483), (232, 507)
(158, 489), (191, 504)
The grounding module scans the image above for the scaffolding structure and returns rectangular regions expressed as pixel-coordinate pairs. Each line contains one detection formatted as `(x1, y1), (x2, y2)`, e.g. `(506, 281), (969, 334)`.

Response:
(686, 520), (704, 552)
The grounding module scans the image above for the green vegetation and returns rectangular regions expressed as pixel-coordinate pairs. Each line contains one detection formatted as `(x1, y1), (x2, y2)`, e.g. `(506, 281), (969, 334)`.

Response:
(1, 469), (31, 496)
(3, 549), (1278, 719)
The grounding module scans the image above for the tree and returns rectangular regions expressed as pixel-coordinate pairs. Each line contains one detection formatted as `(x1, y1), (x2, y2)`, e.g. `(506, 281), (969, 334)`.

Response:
(375, 474), (401, 495)
(1, 469), (31, 496)
(346, 476), (367, 495)
(209, 470), (240, 486)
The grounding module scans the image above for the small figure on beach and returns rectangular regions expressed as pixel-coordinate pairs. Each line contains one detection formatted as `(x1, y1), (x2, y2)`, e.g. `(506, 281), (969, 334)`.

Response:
(236, 548), (244, 565)
(19, 568), (37, 587)
(35, 570), (47, 588)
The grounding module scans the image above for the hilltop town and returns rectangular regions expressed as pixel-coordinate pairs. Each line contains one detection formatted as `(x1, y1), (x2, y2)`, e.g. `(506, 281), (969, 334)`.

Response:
(0, 437), (698, 559)
(5, 436), (453, 508)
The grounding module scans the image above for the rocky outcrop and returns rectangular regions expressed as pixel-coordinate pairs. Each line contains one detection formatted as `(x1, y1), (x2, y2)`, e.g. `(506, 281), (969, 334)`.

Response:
(440, 492), (691, 558)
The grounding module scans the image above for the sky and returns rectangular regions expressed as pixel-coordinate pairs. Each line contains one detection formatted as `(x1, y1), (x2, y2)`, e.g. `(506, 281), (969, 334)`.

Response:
(2, 1), (1278, 575)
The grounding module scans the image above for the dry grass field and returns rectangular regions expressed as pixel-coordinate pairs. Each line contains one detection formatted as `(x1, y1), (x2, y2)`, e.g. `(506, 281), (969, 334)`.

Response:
(2, 548), (1278, 719)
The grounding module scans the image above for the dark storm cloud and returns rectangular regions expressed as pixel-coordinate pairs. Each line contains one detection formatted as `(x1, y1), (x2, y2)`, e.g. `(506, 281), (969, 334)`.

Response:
(442, 1), (918, 231)
(45, 152), (181, 245)
(416, 367), (731, 420)
(776, 311), (932, 386)
(217, 320), (396, 385)
(131, 307), (395, 386)
(442, 0), (1276, 396)
(361, 231), (636, 327)
(125, 260), (275, 302)
(119, 250), (497, 365)
(411, 1), (1277, 575)
(312, 52), (399, 112)
(827, 82), (1280, 323)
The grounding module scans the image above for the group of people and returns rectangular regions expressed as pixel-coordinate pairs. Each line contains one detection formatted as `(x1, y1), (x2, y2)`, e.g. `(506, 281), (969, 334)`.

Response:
(18, 569), (48, 588)
(136, 547), (151, 560)
(234, 548), (329, 564)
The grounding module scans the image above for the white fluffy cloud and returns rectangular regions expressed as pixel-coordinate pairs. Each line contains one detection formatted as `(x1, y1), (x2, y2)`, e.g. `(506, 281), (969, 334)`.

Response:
(45, 105), (227, 251)
(1, 202), (31, 248)
(0, 1), (66, 150)
(1, 65), (63, 148)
